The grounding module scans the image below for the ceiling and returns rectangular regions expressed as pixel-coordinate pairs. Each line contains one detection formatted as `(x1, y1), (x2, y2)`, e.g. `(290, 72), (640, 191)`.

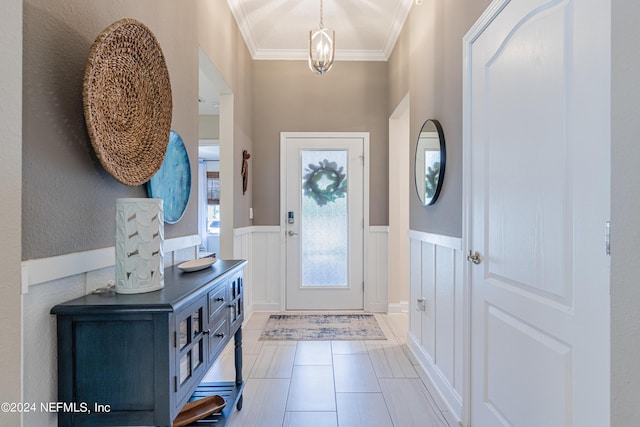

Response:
(227, 0), (414, 61)
(199, 0), (415, 116)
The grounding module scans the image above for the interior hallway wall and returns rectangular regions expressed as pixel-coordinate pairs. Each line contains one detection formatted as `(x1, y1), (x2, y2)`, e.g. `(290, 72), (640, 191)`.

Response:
(611, 0), (640, 424)
(199, 114), (220, 140)
(388, 0), (491, 237)
(22, 0), (199, 260)
(20, 1), (253, 426)
(251, 60), (389, 226)
(0, 0), (22, 425)
(197, 0), (254, 229)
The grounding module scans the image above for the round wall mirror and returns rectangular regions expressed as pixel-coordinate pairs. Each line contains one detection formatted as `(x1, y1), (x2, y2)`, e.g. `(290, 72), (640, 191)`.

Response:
(415, 119), (446, 206)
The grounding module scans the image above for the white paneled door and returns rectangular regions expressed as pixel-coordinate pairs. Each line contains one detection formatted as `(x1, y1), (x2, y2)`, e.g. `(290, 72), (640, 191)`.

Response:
(282, 133), (366, 310)
(465, 0), (610, 426)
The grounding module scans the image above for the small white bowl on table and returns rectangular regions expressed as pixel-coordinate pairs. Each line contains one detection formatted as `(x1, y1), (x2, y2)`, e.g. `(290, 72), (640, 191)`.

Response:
(177, 257), (217, 272)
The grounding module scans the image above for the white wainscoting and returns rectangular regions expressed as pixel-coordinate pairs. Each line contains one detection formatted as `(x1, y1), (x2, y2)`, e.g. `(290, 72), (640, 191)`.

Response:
(234, 226), (281, 315)
(21, 234), (200, 293)
(367, 226), (389, 312)
(407, 230), (464, 422)
(234, 226), (389, 313)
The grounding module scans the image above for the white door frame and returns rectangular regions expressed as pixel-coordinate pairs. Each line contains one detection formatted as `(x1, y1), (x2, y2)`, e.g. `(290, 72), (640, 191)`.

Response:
(280, 132), (370, 311)
(388, 93), (410, 310)
(463, 4), (515, 422)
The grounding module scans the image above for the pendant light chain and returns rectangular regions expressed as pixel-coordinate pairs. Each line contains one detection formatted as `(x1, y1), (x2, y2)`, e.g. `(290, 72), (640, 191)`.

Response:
(319, 0), (324, 29)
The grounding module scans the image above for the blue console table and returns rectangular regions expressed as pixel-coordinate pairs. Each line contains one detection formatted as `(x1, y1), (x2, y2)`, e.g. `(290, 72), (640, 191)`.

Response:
(51, 259), (246, 427)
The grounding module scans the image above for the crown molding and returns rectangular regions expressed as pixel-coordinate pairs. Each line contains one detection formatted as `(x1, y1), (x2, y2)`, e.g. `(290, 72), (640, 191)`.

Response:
(251, 48), (387, 62)
(227, 0), (260, 58)
(383, 0), (413, 59)
(227, 0), (413, 62)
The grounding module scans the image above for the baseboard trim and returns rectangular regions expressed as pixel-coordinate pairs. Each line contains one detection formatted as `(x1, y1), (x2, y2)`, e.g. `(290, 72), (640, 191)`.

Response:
(366, 302), (388, 313)
(388, 301), (409, 313)
(252, 303), (282, 312)
(407, 332), (462, 420)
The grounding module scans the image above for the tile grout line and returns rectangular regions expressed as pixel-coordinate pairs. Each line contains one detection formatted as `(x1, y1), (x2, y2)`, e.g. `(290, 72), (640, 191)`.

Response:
(369, 313), (401, 427)
(280, 341), (297, 427)
(331, 344), (339, 427)
(368, 349), (397, 426)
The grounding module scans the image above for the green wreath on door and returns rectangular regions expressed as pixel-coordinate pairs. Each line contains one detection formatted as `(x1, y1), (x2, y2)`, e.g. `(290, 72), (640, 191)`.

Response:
(303, 159), (347, 206)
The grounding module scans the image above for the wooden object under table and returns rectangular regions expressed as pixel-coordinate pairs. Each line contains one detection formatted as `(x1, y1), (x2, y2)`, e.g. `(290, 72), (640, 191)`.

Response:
(51, 259), (247, 427)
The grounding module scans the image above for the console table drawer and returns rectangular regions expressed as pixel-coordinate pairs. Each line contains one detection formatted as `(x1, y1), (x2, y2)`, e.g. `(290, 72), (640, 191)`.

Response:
(208, 283), (227, 321)
(208, 317), (229, 363)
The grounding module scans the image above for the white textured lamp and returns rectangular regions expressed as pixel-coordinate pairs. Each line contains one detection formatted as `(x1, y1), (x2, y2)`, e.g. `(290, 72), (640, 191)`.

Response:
(115, 198), (164, 294)
(308, 0), (335, 75)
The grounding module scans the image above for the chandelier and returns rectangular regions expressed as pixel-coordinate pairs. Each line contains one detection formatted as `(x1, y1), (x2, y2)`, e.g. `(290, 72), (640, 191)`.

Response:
(308, 0), (335, 75)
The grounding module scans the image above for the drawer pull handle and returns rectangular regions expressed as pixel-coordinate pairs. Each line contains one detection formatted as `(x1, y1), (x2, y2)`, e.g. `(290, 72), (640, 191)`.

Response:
(215, 297), (224, 302)
(215, 333), (225, 338)
(203, 329), (212, 335)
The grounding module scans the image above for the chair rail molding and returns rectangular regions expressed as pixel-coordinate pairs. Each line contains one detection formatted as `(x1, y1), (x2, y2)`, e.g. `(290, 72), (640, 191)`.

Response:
(21, 234), (200, 293)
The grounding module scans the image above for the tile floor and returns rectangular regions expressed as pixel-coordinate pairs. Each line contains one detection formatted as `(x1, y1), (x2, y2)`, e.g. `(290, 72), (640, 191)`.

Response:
(201, 312), (456, 427)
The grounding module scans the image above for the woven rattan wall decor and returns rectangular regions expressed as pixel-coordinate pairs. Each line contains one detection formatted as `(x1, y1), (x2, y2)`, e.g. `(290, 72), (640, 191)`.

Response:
(83, 18), (173, 186)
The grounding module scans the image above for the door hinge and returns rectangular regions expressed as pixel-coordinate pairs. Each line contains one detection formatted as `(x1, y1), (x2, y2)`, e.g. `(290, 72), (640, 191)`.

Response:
(173, 331), (177, 348)
(605, 221), (611, 256)
(362, 281), (365, 292)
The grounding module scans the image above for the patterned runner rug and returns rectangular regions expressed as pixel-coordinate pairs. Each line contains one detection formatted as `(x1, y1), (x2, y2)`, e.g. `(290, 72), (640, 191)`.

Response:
(259, 313), (387, 341)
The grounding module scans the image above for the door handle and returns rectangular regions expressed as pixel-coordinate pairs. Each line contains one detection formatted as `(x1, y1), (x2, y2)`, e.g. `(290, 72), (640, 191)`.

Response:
(467, 250), (481, 264)
(287, 230), (299, 236)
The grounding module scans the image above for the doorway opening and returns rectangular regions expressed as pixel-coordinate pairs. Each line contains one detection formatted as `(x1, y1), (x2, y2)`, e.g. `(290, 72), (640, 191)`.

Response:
(388, 93), (410, 310)
(198, 48), (234, 258)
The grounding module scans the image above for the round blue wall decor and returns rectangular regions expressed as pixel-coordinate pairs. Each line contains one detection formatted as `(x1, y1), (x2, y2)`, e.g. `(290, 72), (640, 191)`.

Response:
(147, 130), (191, 224)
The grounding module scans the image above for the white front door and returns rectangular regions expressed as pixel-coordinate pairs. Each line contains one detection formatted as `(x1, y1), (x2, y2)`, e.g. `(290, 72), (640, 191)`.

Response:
(282, 133), (366, 310)
(465, 0), (610, 426)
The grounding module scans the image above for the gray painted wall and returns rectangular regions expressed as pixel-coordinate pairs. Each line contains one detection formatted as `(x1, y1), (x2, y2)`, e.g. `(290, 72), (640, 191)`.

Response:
(0, 0), (22, 422)
(388, 0), (491, 238)
(251, 60), (389, 226)
(22, 0), (254, 256)
(611, 1), (640, 424)
(197, 0), (254, 231)
(199, 115), (220, 140)
(22, 0), (200, 260)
